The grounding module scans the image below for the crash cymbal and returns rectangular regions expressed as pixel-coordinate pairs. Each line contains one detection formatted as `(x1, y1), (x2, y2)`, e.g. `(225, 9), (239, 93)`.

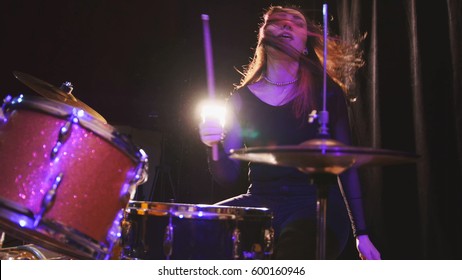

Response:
(13, 71), (107, 123)
(229, 138), (419, 175)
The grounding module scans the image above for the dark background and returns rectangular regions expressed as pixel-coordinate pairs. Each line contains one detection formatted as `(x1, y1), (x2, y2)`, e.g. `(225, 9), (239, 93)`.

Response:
(1, 0), (460, 260)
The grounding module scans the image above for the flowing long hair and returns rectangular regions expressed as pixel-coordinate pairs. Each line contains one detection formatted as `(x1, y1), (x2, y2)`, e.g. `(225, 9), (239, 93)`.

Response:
(236, 5), (364, 119)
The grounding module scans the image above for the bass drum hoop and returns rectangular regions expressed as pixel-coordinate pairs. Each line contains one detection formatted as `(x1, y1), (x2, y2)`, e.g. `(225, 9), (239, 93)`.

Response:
(2, 94), (142, 163)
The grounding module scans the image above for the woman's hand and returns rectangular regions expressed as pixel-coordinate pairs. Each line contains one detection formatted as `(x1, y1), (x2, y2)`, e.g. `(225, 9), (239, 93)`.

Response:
(356, 235), (381, 260)
(199, 118), (224, 147)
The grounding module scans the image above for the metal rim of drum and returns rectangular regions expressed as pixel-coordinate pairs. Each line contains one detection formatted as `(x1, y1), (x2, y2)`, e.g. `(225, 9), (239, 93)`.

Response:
(2, 94), (143, 163)
(0, 200), (107, 259)
(125, 201), (273, 220)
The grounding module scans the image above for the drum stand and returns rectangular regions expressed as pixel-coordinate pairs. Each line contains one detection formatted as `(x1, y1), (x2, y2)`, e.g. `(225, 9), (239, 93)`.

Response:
(148, 133), (176, 202)
(149, 165), (176, 201)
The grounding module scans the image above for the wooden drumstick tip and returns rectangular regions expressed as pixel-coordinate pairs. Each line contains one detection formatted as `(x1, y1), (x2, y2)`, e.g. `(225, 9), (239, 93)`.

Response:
(201, 14), (209, 21)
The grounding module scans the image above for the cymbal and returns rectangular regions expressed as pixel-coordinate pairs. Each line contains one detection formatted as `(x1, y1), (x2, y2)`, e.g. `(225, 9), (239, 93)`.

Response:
(229, 139), (419, 175)
(13, 71), (107, 123)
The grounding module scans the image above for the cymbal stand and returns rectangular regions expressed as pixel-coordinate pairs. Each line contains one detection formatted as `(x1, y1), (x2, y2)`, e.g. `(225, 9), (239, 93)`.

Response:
(148, 133), (176, 202)
(310, 173), (336, 260)
(313, 4), (333, 260)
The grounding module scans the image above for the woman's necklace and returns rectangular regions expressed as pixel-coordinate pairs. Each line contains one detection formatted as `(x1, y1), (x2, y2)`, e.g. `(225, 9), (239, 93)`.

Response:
(264, 76), (299, 86)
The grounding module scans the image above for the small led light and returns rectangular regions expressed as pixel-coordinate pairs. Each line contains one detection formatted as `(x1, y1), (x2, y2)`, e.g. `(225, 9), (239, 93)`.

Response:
(4, 95), (12, 102)
(55, 175), (62, 183)
(19, 219), (27, 227)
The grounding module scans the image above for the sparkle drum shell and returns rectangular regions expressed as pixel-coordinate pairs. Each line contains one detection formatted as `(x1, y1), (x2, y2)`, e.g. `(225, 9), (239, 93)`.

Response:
(0, 95), (148, 259)
(120, 201), (274, 260)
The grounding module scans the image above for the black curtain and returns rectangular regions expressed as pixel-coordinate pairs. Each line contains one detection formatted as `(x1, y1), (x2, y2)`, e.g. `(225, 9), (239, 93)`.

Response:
(338, 0), (462, 259)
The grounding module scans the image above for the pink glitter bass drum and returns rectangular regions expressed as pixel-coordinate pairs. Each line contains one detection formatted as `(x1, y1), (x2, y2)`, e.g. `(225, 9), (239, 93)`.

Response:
(0, 95), (148, 259)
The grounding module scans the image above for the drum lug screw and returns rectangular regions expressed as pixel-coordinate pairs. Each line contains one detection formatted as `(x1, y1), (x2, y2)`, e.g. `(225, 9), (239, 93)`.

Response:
(50, 120), (72, 160)
(163, 216), (174, 259)
(264, 227), (275, 256)
(232, 227), (241, 259)
(34, 172), (64, 227)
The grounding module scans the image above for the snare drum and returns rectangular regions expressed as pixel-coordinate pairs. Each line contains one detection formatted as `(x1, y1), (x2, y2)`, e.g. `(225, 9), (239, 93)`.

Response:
(119, 201), (274, 260)
(0, 95), (148, 259)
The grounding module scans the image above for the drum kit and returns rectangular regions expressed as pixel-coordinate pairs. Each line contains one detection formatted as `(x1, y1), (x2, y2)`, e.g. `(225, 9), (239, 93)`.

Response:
(0, 71), (418, 260)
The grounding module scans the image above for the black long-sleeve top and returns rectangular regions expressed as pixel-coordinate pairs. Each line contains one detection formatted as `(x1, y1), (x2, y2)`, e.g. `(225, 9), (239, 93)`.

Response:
(207, 85), (368, 237)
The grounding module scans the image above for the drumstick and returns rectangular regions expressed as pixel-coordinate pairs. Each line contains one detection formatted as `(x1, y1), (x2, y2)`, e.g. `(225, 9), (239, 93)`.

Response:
(318, 3), (330, 137)
(201, 14), (219, 161)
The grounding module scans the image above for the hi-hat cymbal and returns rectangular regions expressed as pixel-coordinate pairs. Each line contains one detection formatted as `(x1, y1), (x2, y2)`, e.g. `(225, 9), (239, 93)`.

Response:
(13, 71), (107, 123)
(230, 139), (419, 175)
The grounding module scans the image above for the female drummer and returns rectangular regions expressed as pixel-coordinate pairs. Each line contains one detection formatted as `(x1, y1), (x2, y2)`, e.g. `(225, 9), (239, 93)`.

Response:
(199, 5), (381, 260)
